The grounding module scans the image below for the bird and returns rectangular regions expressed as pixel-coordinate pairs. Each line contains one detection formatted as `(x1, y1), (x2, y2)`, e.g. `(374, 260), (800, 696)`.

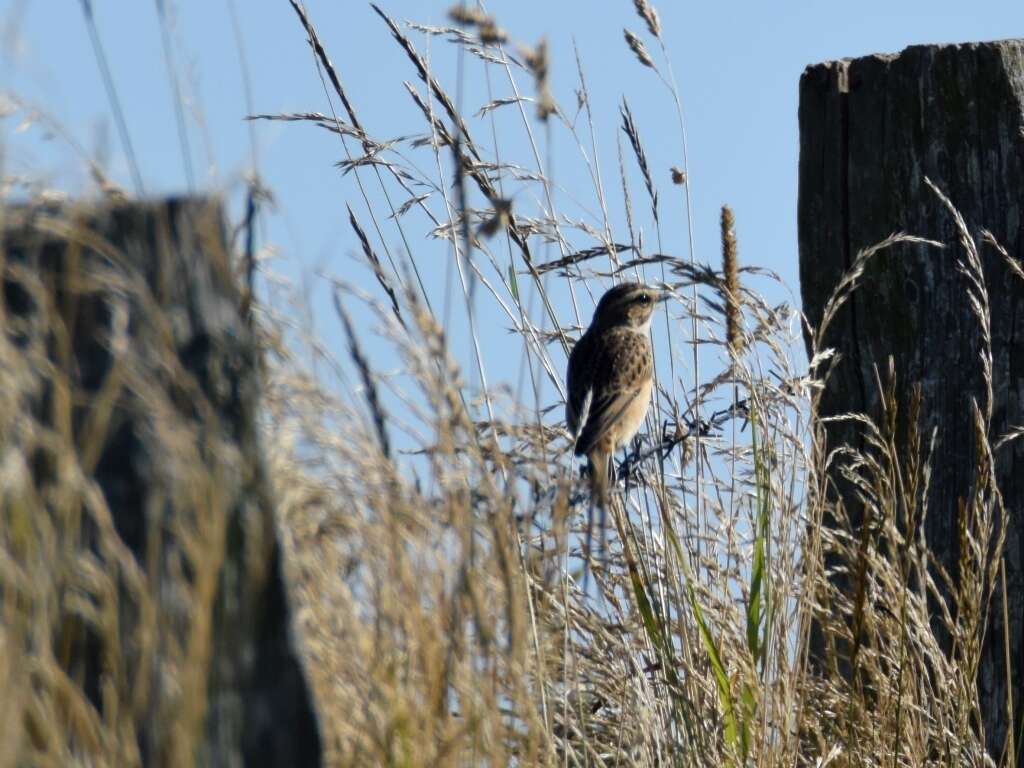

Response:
(566, 282), (660, 520)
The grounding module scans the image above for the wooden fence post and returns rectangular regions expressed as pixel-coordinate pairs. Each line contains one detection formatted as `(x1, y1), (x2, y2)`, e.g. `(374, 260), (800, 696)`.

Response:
(1, 197), (320, 766)
(799, 41), (1024, 758)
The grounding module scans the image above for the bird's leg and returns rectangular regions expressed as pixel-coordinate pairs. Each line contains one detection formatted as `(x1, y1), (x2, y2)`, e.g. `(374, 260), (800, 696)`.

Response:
(617, 437), (647, 484)
(620, 445), (633, 492)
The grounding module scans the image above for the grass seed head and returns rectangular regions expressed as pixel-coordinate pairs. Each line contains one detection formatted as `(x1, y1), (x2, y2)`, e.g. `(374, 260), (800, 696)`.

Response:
(624, 28), (656, 69)
(720, 204), (742, 355)
(633, 0), (662, 38)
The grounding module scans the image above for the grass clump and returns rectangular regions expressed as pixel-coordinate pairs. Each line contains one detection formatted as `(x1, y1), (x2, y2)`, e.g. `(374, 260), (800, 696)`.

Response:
(258, 4), (1019, 766)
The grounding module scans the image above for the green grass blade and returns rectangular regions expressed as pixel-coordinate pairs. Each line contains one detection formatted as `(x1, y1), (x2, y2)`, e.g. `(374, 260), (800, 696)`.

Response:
(747, 402), (770, 671)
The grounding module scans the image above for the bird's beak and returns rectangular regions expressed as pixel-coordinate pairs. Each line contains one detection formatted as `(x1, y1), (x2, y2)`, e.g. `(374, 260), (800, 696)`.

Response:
(654, 290), (670, 303)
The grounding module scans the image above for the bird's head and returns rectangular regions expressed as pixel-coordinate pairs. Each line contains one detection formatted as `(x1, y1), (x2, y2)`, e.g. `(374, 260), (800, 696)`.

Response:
(591, 282), (663, 331)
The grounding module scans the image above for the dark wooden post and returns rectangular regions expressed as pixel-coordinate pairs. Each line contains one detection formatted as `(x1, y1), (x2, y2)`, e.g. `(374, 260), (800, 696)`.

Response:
(2, 198), (320, 766)
(799, 41), (1024, 757)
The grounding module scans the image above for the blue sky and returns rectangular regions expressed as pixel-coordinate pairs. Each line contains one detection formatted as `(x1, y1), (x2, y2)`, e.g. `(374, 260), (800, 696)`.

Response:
(3, 0), (1021, 436)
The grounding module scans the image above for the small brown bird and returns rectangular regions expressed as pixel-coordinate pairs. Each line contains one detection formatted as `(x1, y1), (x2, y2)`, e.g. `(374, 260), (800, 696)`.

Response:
(566, 282), (660, 510)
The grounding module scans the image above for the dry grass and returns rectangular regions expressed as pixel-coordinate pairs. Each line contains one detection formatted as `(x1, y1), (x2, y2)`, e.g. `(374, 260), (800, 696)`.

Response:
(0, 200), (266, 766)
(1, 2), (1020, 767)
(255, 4), (1019, 766)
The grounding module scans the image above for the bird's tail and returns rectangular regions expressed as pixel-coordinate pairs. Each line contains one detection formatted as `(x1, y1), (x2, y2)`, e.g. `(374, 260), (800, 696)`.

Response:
(583, 452), (612, 584)
(588, 452), (611, 510)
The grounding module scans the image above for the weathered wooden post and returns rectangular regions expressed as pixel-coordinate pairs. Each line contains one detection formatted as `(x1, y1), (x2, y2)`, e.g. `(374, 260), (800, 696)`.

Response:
(799, 41), (1024, 757)
(1, 198), (320, 765)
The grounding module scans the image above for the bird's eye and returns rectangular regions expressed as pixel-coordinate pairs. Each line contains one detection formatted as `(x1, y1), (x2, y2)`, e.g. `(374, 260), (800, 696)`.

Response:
(639, 293), (651, 304)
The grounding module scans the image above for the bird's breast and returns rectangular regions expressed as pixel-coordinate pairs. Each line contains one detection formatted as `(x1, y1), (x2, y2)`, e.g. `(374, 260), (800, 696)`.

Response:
(613, 376), (653, 450)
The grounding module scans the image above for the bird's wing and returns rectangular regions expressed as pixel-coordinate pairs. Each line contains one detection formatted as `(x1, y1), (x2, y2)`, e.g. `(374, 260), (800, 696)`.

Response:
(574, 384), (644, 457)
(571, 329), (652, 457)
